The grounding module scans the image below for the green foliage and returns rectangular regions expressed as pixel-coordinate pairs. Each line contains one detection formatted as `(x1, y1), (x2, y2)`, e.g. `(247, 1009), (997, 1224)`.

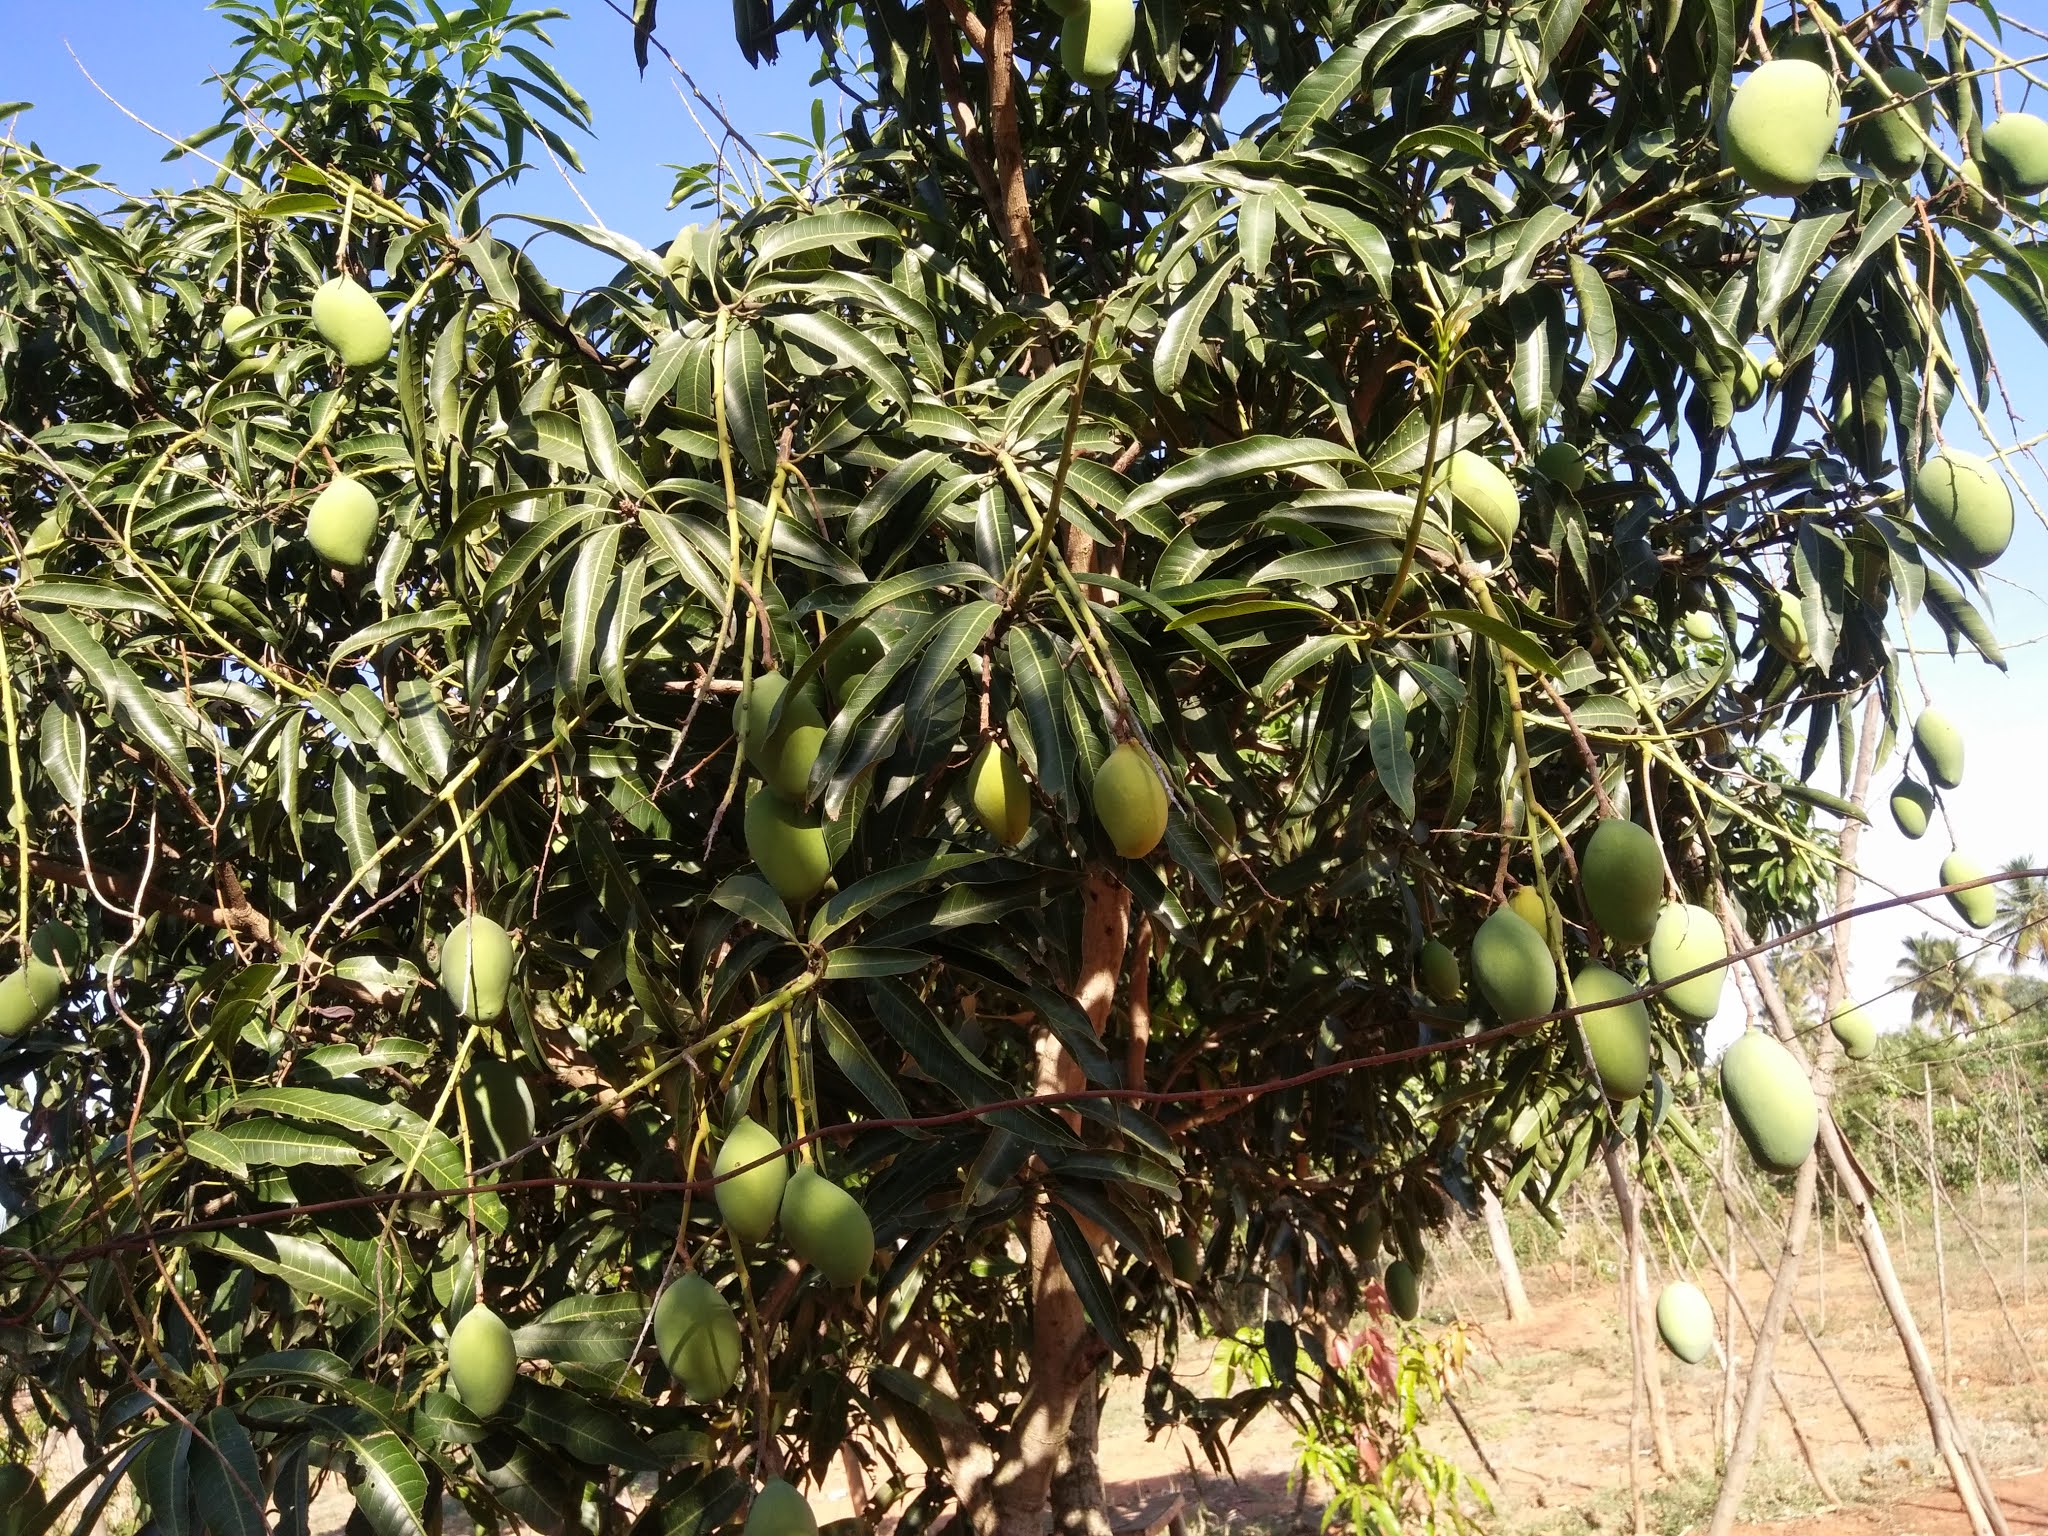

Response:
(0, 0), (2040, 1528)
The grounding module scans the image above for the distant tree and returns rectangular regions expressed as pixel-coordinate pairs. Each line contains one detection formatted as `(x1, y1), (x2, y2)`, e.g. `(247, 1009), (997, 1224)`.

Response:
(1892, 935), (2003, 1035)
(1769, 936), (1834, 1023)
(1993, 858), (2048, 969)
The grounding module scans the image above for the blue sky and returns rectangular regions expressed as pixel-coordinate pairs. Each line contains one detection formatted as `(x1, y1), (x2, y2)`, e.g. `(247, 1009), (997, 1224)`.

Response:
(2, 1), (2045, 1045)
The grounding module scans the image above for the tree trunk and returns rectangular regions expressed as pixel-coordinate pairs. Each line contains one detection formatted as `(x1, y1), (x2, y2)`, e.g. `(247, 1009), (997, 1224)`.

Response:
(1051, 1376), (1114, 1536)
(994, 871), (1129, 1536)
(1479, 1186), (1532, 1322)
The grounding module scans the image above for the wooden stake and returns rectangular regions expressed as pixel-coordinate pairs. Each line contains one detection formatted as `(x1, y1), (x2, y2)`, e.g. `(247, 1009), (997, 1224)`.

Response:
(1925, 1063), (1954, 1396)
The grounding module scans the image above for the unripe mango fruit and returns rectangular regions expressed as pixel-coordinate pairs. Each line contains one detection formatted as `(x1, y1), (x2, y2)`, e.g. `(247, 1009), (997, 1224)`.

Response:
(1913, 708), (1963, 789)
(458, 1054), (536, 1162)
(1417, 939), (1463, 1003)
(1507, 885), (1564, 952)
(1853, 67), (1932, 179)
(448, 1304), (518, 1417)
(745, 788), (835, 905)
(307, 476), (381, 569)
(1721, 1030), (1818, 1173)
(1570, 964), (1652, 1100)
(1914, 449), (2013, 569)
(1983, 112), (2048, 195)
(1534, 442), (1586, 492)
(21, 921), (80, 1015)
(653, 1273), (742, 1402)
(967, 743), (1031, 846)
(1682, 609), (1721, 643)
(823, 623), (885, 700)
(1059, 0), (1136, 88)
(1767, 596), (1811, 665)
(780, 1165), (875, 1286)
(441, 915), (516, 1021)
(311, 275), (392, 368)
(1656, 1281), (1715, 1364)
(1724, 60), (1841, 196)
(713, 1114), (788, 1244)
(1165, 1232), (1200, 1285)
(1443, 450), (1520, 552)
(1471, 905), (1557, 1024)
(1094, 741), (1168, 858)
(741, 672), (827, 799)
(221, 303), (260, 358)
(1830, 1004), (1876, 1061)
(1648, 903), (1727, 1022)
(1383, 1260), (1420, 1321)
(0, 973), (45, 1040)
(1890, 779), (1935, 839)
(1581, 819), (1664, 949)
(743, 1480), (819, 1536)
(1941, 852), (1996, 928)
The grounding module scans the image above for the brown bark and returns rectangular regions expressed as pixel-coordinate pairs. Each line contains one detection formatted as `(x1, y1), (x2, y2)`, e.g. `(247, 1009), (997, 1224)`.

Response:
(985, 0), (1050, 301)
(994, 871), (1128, 1536)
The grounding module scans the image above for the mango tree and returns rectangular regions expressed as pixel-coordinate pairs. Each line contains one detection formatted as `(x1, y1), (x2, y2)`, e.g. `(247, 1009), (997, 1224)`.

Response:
(0, 0), (2041, 1533)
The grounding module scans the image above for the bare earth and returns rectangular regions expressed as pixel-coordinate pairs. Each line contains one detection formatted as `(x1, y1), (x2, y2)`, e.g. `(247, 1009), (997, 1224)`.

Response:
(1091, 1200), (2048, 1534)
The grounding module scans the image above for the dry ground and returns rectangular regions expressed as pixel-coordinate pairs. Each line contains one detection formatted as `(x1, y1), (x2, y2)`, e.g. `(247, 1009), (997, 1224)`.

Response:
(1092, 1185), (2048, 1534)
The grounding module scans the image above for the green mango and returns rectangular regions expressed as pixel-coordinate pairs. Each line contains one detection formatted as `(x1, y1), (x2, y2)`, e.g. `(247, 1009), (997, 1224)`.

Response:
(780, 1165), (875, 1287)
(1913, 708), (1964, 789)
(966, 742), (1031, 846)
(653, 1273), (742, 1402)
(1724, 60), (1841, 195)
(1890, 779), (1934, 839)
(1656, 1281), (1715, 1364)
(1829, 1005), (1876, 1061)
(448, 1304), (518, 1417)
(1384, 1259), (1420, 1321)
(310, 275), (392, 368)
(714, 1114), (789, 1244)
(1569, 963), (1653, 1100)
(744, 788), (834, 906)
(1647, 903), (1727, 1022)
(1470, 906), (1556, 1024)
(1417, 938), (1463, 1003)
(740, 671), (827, 799)
(1721, 1030), (1818, 1173)
(743, 1479), (819, 1536)
(441, 915), (516, 1021)
(1580, 819), (1664, 950)
(1443, 450), (1520, 551)
(1094, 742), (1167, 858)
(1941, 852), (1996, 929)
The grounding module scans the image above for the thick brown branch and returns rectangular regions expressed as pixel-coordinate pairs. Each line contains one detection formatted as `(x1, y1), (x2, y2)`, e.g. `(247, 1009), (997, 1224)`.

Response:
(986, 0), (1050, 300)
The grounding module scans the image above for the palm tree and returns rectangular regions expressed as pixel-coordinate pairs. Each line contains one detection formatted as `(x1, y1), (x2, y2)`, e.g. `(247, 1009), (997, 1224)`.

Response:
(1993, 856), (2048, 968)
(1892, 934), (2005, 1034)
(1770, 936), (1834, 1022)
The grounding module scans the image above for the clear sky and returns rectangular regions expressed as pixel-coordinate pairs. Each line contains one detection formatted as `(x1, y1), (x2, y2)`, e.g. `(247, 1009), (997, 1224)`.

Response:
(3, 1), (2044, 1050)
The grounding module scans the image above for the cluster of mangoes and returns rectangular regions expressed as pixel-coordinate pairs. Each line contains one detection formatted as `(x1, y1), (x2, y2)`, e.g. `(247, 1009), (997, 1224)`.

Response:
(1889, 708), (2002, 933)
(737, 658), (1170, 909)
(1723, 44), (2048, 202)
(220, 273), (392, 567)
(1428, 816), (1831, 1187)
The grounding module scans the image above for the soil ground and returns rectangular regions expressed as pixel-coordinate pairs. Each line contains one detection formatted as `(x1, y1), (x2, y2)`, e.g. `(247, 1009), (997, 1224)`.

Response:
(1090, 1186), (2048, 1534)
